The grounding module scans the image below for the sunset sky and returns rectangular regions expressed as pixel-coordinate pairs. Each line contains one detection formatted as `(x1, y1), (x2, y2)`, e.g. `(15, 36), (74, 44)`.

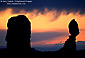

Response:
(0, 0), (85, 51)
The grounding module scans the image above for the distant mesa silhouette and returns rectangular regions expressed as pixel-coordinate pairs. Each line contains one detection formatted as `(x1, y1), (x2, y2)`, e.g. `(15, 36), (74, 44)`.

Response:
(59, 19), (79, 55)
(6, 15), (31, 55)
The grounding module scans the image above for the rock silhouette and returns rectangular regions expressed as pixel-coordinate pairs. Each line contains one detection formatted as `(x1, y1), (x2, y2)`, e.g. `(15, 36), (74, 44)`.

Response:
(59, 19), (79, 56)
(69, 19), (79, 37)
(6, 15), (31, 56)
(1, 16), (84, 56)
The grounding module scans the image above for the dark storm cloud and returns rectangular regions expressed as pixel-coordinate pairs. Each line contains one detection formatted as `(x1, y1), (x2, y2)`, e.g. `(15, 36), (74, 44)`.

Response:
(0, 30), (68, 46)
(76, 41), (85, 50)
(0, 30), (6, 46)
(31, 31), (68, 42)
(0, 0), (85, 14)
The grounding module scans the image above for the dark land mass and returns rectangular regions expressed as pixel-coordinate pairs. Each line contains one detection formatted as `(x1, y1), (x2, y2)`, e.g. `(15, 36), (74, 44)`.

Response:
(0, 48), (85, 56)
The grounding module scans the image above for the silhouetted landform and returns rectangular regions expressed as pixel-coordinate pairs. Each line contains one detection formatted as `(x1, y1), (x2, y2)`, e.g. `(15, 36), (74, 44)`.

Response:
(0, 18), (85, 56)
(59, 19), (79, 56)
(6, 15), (31, 56)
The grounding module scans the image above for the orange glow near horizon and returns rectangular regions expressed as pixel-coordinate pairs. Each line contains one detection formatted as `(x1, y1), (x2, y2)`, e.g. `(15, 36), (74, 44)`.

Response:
(0, 8), (85, 46)
(0, 8), (85, 31)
